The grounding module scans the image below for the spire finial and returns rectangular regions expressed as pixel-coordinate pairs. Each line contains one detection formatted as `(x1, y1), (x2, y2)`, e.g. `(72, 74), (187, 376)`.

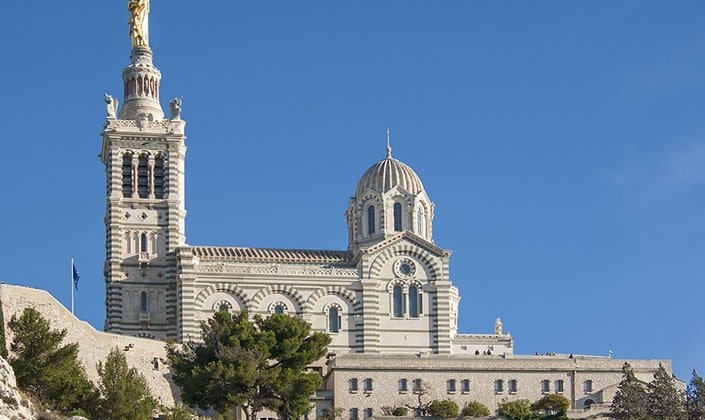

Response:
(386, 128), (392, 158)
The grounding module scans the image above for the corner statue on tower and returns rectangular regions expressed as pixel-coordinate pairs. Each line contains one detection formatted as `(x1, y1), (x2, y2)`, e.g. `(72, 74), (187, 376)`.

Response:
(128, 0), (150, 48)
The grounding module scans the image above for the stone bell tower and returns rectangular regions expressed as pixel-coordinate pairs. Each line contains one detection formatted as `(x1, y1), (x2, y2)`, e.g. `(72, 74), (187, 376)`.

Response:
(99, 0), (186, 340)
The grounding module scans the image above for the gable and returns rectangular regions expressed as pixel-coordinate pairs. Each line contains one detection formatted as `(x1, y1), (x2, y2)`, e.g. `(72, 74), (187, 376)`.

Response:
(359, 232), (450, 280)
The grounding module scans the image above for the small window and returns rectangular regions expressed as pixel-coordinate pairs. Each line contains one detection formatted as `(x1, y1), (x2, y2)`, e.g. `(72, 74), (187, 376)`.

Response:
(350, 408), (358, 420)
(393, 202), (403, 232)
(408, 286), (419, 318)
(140, 233), (148, 253)
(508, 379), (518, 393)
(447, 379), (456, 393)
(328, 307), (340, 333)
(555, 379), (564, 393)
(367, 205), (376, 235)
(413, 379), (423, 392)
(349, 378), (358, 392)
(541, 379), (550, 393)
(393, 285), (403, 318)
(270, 302), (288, 315)
(494, 379), (504, 393)
(461, 379), (470, 393)
(584, 399), (595, 408)
(398, 378), (408, 392)
(584, 380), (593, 393)
(363, 378), (373, 392)
(364, 408), (373, 418)
(140, 292), (147, 312)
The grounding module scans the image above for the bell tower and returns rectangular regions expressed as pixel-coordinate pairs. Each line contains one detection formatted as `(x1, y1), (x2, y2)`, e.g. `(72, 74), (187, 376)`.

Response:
(100, 0), (186, 340)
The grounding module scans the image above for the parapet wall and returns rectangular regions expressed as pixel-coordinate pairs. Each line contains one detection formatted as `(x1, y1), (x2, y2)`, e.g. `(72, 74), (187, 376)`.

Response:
(0, 284), (178, 407)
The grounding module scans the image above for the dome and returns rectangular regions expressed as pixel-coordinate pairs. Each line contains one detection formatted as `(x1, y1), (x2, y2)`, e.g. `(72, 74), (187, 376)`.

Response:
(355, 149), (425, 198)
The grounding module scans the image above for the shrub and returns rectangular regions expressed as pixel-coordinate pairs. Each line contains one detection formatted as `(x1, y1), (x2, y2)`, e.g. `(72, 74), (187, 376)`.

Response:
(428, 399), (459, 418)
(531, 394), (570, 415)
(461, 401), (490, 417)
(498, 399), (539, 420)
(393, 406), (408, 416)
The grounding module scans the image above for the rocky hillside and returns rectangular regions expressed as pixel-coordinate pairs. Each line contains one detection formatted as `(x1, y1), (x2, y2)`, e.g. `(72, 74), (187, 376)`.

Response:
(0, 355), (36, 420)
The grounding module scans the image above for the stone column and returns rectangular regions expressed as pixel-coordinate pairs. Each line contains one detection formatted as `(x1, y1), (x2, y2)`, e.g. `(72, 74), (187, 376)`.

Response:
(131, 155), (139, 199)
(148, 155), (155, 199)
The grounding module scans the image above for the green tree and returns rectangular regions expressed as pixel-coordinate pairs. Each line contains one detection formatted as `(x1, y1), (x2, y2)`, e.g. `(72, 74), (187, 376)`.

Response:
(610, 362), (648, 419)
(427, 399), (459, 418)
(461, 401), (490, 417)
(8, 307), (96, 415)
(167, 311), (330, 420)
(687, 370), (705, 420)
(257, 313), (329, 420)
(94, 347), (156, 420)
(646, 364), (685, 420)
(531, 394), (570, 417)
(498, 399), (539, 420)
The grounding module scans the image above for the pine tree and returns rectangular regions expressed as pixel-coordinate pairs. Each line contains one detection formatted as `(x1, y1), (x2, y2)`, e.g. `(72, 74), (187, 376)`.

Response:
(167, 311), (330, 420)
(8, 307), (96, 415)
(646, 363), (686, 420)
(610, 362), (648, 419)
(95, 346), (156, 420)
(687, 370), (705, 420)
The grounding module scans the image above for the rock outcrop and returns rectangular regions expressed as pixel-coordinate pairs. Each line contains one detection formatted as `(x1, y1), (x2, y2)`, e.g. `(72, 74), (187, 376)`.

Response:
(0, 355), (37, 420)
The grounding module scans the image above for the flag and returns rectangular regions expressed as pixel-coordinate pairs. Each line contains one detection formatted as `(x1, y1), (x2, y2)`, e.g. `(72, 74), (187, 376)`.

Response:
(72, 262), (80, 291)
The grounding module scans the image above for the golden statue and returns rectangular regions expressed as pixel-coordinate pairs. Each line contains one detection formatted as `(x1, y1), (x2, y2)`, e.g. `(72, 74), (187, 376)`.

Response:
(128, 0), (150, 48)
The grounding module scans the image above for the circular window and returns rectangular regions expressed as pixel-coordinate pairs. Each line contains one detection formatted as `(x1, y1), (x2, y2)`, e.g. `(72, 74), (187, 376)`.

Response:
(394, 258), (416, 278)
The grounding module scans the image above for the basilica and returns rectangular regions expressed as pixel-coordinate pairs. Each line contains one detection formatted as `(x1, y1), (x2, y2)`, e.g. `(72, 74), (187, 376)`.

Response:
(98, 1), (670, 417)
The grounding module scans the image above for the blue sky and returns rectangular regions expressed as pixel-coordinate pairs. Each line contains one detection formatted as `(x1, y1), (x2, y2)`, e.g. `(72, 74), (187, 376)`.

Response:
(1, 1), (704, 380)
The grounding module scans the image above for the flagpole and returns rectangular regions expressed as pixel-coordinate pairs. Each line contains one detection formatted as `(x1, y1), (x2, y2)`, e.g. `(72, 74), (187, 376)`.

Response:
(71, 258), (75, 315)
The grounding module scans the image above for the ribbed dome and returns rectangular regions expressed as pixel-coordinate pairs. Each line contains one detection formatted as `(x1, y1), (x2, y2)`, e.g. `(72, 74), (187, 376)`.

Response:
(355, 152), (425, 198)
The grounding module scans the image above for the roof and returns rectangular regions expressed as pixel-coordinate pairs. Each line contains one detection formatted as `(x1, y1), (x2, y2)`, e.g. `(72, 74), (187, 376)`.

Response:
(355, 154), (425, 198)
(191, 246), (355, 264)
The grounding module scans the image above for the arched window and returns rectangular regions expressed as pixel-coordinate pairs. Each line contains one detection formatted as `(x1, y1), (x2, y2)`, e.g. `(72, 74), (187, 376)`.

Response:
(584, 399), (594, 409)
(416, 207), (425, 236)
(122, 154), (133, 197)
(270, 302), (288, 315)
(367, 205), (376, 235)
(394, 203), (403, 232)
(408, 286), (419, 318)
(137, 155), (149, 198)
(140, 233), (148, 253)
(393, 285), (403, 318)
(154, 155), (165, 199)
(140, 292), (147, 312)
(328, 307), (340, 333)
